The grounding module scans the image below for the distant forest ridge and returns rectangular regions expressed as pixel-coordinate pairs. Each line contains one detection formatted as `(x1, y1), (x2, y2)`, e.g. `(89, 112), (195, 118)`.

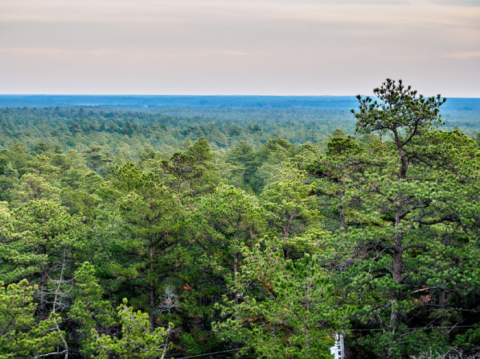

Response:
(1, 95), (479, 157)
(1, 95), (480, 111)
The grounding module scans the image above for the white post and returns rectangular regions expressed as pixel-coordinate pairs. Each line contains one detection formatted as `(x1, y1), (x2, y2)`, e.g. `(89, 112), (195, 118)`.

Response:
(329, 333), (344, 359)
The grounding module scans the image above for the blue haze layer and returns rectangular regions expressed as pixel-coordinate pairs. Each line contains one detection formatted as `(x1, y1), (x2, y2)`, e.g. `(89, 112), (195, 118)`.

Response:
(0, 95), (479, 111)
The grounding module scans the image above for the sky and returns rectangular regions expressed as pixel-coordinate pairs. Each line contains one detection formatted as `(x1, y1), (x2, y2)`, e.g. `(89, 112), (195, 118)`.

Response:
(0, 0), (479, 96)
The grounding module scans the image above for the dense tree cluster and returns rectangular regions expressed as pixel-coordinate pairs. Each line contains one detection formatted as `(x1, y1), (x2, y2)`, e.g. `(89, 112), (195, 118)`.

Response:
(1, 80), (480, 358)
(0, 106), (355, 158)
(1, 103), (478, 159)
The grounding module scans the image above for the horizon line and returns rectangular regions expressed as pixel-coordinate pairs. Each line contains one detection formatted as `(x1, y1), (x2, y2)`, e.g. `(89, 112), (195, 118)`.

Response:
(1, 94), (480, 99)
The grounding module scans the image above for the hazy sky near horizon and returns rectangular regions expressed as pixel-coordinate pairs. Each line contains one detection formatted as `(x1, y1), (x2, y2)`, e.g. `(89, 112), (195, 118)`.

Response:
(1, 0), (479, 96)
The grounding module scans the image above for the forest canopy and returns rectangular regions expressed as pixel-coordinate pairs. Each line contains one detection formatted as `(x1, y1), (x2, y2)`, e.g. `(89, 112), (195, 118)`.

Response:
(1, 81), (480, 358)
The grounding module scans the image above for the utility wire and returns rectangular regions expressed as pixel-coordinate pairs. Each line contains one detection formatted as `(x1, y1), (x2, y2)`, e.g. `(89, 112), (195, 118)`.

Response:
(351, 325), (479, 332)
(165, 326), (479, 358)
(167, 348), (244, 359)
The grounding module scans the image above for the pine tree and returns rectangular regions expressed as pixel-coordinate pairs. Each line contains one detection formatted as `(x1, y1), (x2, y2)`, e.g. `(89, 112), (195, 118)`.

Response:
(98, 162), (180, 329)
(0, 200), (82, 320)
(0, 280), (62, 358)
(93, 299), (173, 359)
(340, 79), (480, 356)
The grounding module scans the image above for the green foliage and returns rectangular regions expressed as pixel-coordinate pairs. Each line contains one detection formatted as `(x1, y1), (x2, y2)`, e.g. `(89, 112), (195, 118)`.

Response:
(93, 299), (173, 359)
(0, 81), (479, 358)
(0, 107), (359, 156)
(69, 262), (116, 357)
(195, 184), (265, 288)
(215, 240), (348, 359)
(0, 200), (82, 303)
(353, 78), (445, 138)
(327, 136), (362, 156)
(0, 280), (62, 358)
(187, 136), (214, 163)
(341, 80), (480, 357)
(83, 144), (112, 175)
(261, 168), (320, 257)
(226, 141), (260, 187)
(99, 162), (181, 328)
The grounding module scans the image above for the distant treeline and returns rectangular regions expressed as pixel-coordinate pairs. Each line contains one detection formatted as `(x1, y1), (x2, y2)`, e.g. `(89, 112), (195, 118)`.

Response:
(1, 106), (479, 158)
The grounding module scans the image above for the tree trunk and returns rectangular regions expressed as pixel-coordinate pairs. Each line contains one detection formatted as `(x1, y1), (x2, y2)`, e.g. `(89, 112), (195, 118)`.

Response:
(40, 270), (47, 321)
(339, 206), (345, 230)
(339, 190), (345, 230)
(440, 287), (447, 325)
(393, 130), (408, 180)
(233, 250), (238, 305)
(305, 281), (310, 357)
(149, 237), (155, 331)
(391, 201), (403, 332)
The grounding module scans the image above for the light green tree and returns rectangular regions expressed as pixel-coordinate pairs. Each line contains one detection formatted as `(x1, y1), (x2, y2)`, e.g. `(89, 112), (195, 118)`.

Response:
(0, 200), (82, 320)
(68, 262), (116, 358)
(216, 239), (349, 359)
(98, 162), (180, 329)
(11, 173), (61, 205)
(93, 299), (173, 359)
(261, 168), (320, 259)
(195, 184), (266, 304)
(226, 141), (260, 187)
(0, 280), (62, 359)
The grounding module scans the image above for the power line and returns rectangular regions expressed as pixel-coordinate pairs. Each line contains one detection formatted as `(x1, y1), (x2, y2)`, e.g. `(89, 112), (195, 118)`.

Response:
(167, 348), (244, 359)
(351, 325), (479, 332)
(166, 326), (479, 357)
